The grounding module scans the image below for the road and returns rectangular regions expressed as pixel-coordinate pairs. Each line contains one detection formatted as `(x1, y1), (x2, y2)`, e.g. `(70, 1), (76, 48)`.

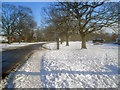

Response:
(0, 43), (45, 79)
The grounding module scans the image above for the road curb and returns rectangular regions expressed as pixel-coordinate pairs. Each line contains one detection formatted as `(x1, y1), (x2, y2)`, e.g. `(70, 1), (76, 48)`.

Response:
(1, 43), (46, 79)
(1, 46), (46, 89)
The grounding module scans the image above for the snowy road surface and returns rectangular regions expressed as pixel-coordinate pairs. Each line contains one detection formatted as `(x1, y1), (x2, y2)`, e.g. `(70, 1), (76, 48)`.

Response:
(6, 42), (118, 88)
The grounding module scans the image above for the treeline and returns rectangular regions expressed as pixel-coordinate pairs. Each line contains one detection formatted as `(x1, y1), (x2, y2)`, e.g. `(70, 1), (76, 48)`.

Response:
(34, 25), (114, 43)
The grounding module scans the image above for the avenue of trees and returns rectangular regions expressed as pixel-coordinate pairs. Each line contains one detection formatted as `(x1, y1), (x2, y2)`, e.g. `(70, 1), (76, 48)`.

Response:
(1, 2), (118, 49)
(43, 2), (118, 49)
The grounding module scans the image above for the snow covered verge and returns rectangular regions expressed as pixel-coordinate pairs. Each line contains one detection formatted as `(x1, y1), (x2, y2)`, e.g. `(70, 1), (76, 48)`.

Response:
(42, 42), (119, 88)
(0, 42), (45, 51)
(3, 41), (119, 88)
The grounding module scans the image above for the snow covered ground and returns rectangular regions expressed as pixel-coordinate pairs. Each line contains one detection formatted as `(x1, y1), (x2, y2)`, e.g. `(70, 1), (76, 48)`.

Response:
(5, 41), (118, 88)
(0, 42), (45, 51)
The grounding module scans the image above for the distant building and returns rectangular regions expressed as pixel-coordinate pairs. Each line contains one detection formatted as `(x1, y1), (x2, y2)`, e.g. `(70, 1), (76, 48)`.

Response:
(111, 33), (118, 41)
(0, 34), (8, 42)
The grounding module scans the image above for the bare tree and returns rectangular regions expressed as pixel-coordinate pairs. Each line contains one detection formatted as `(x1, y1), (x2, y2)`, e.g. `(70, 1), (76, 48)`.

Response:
(43, 5), (74, 47)
(43, 6), (65, 49)
(58, 2), (118, 49)
(59, 16), (74, 46)
(2, 4), (36, 44)
(15, 6), (36, 43)
(2, 4), (18, 44)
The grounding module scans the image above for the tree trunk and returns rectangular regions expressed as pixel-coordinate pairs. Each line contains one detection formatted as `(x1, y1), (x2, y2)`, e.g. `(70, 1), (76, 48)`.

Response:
(66, 33), (69, 46)
(60, 38), (63, 44)
(81, 34), (87, 49)
(56, 37), (59, 49)
(19, 36), (22, 43)
(8, 35), (11, 44)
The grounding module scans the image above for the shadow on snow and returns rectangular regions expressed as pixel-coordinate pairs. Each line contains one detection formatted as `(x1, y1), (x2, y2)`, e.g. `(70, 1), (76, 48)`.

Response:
(6, 64), (118, 88)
